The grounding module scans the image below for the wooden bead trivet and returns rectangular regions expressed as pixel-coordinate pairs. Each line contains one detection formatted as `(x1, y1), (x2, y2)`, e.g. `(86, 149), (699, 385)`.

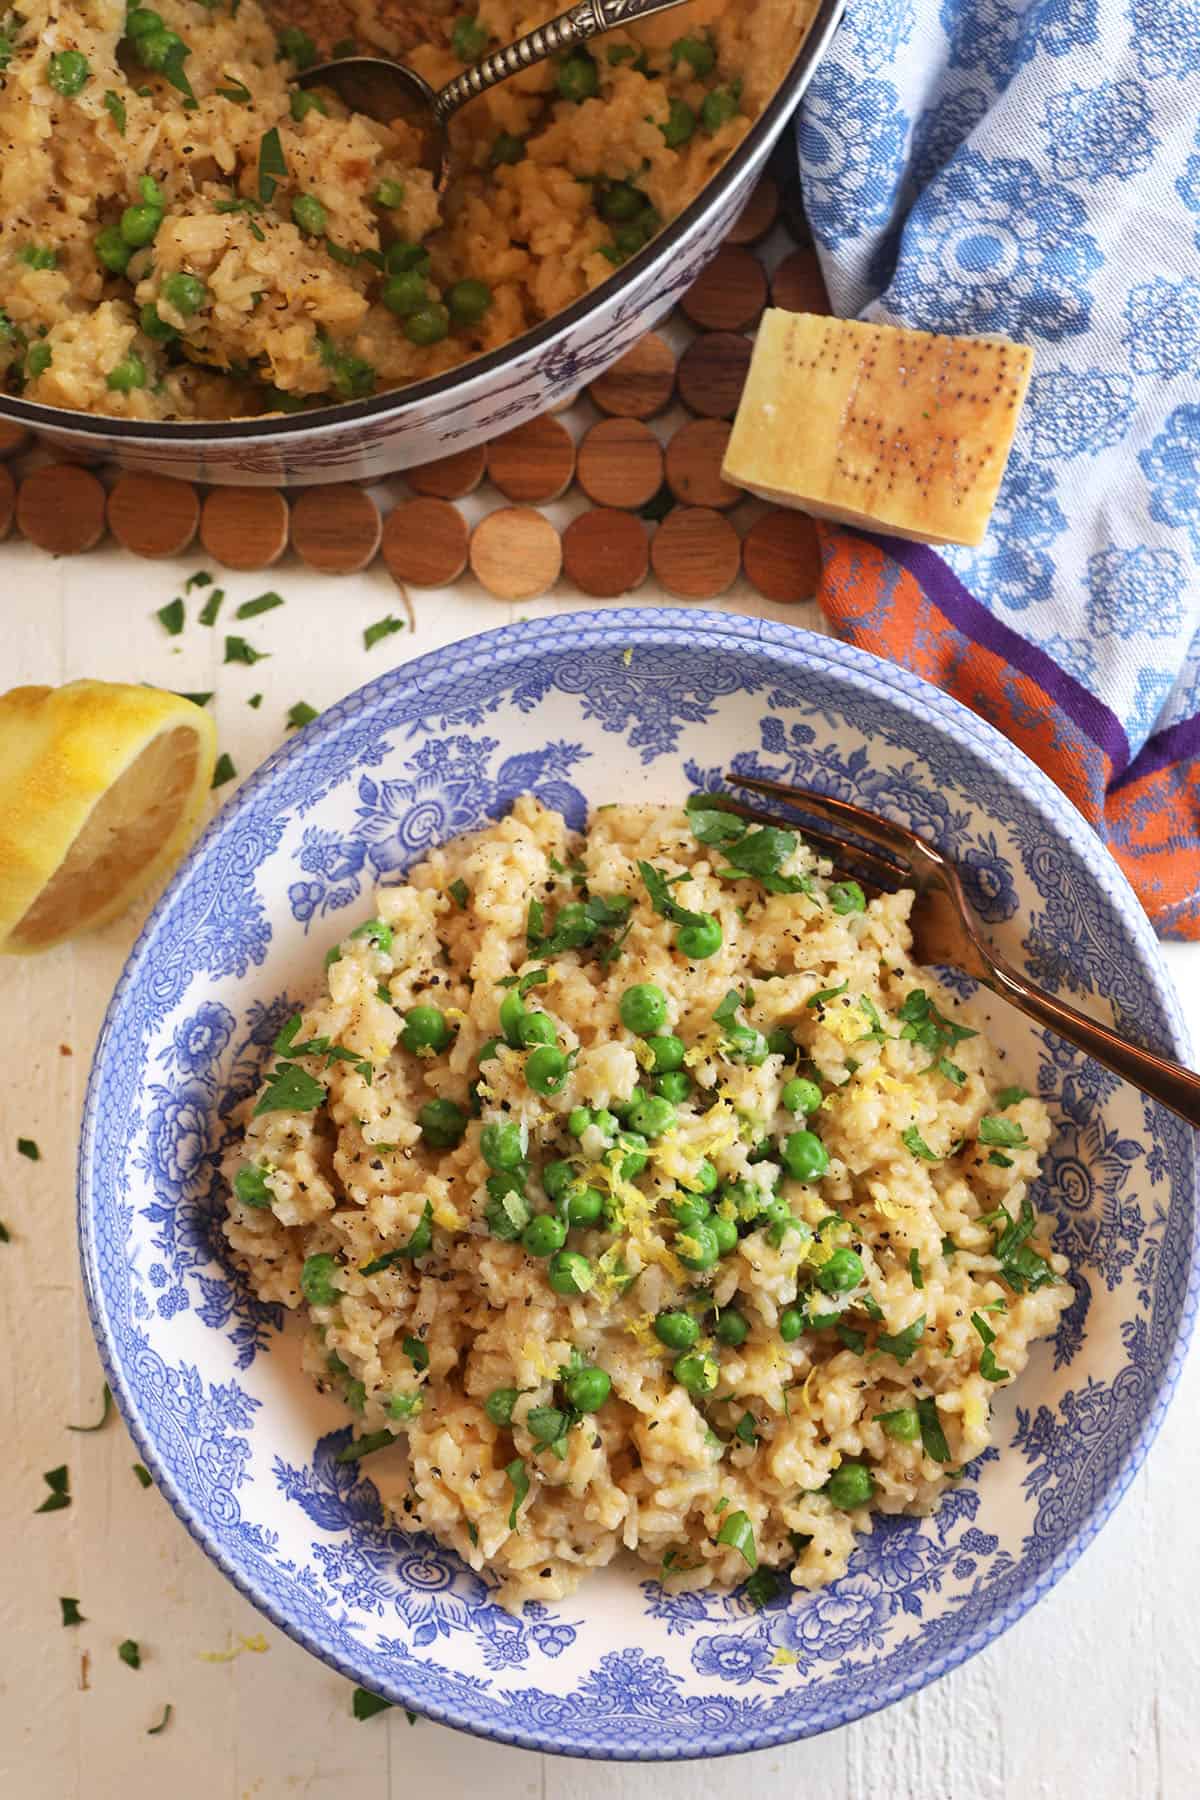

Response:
(487, 415), (576, 504)
(0, 419), (29, 459)
(725, 176), (780, 247)
(562, 508), (649, 598)
(0, 464), (14, 540)
(677, 332), (754, 420)
(588, 332), (676, 419)
(470, 507), (562, 600)
(107, 472), (200, 559)
(291, 484), (382, 574)
(199, 486), (289, 570)
(771, 248), (831, 316)
(576, 419), (664, 510)
(742, 509), (822, 604)
(665, 419), (739, 511)
(680, 247), (769, 334)
(406, 443), (487, 500)
(382, 497), (469, 588)
(650, 506), (741, 600)
(16, 464), (107, 554)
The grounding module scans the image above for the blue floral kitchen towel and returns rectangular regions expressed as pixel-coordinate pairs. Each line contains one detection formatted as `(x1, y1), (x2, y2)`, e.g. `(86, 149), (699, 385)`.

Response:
(794, 0), (1200, 934)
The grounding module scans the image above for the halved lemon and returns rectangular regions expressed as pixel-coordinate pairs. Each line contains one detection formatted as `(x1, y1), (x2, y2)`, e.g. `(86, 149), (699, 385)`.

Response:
(0, 681), (217, 955)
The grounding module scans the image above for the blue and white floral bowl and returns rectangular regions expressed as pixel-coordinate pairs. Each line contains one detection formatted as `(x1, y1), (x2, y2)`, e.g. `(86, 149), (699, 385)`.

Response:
(79, 611), (1197, 1758)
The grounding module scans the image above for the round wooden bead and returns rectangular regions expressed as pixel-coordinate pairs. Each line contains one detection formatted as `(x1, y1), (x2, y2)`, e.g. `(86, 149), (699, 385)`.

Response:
(561, 508), (650, 598)
(486, 415), (576, 504)
(742, 508), (823, 604)
(771, 248), (832, 316)
(0, 463), (14, 540)
(381, 497), (469, 588)
(470, 507), (562, 601)
(0, 419), (30, 459)
(406, 444), (487, 500)
(15, 464), (106, 554)
(106, 472), (200, 559)
(676, 332), (753, 420)
(290, 484), (382, 574)
(576, 419), (664, 510)
(199, 486), (289, 570)
(650, 506), (741, 600)
(588, 333), (676, 419)
(725, 177), (780, 247)
(679, 247), (769, 333)
(664, 419), (739, 511)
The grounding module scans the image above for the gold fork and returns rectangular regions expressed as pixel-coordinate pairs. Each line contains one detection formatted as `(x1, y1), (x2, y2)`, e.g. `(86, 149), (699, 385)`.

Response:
(718, 772), (1200, 1128)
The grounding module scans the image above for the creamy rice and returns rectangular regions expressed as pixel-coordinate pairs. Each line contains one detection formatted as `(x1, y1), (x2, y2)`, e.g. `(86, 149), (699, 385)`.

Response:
(223, 796), (1070, 1608)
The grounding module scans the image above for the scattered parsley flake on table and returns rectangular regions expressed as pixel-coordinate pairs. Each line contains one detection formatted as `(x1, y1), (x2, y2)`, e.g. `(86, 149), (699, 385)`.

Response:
(184, 571), (212, 591)
(224, 635), (269, 665)
(178, 691), (213, 707)
(234, 590), (285, 620)
(247, 692), (263, 709)
(68, 1383), (112, 1432)
(118, 1639), (142, 1670)
(0, 1221), (9, 1243)
(155, 597), (185, 636)
(35, 1465), (71, 1513)
(363, 614), (404, 651)
(352, 1687), (393, 1721)
(198, 588), (224, 626)
(211, 753), (236, 789)
(17, 1137), (40, 1160)
(147, 1704), (173, 1736)
(60, 1597), (85, 1627)
(286, 700), (319, 729)
(132, 1463), (153, 1489)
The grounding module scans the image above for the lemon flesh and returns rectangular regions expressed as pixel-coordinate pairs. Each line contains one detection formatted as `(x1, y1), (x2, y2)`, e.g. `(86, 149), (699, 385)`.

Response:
(0, 682), (218, 954)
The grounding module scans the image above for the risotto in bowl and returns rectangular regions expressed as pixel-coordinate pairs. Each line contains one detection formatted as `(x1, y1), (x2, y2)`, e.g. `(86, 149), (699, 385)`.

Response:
(79, 612), (1197, 1756)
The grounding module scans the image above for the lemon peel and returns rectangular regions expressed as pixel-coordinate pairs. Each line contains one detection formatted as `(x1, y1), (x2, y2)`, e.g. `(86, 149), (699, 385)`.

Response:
(0, 681), (216, 954)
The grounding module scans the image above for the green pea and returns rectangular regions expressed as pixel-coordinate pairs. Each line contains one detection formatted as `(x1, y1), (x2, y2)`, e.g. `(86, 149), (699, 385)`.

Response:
(19, 245), (56, 270)
(522, 1212), (567, 1257)
(598, 181), (645, 223)
(526, 1044), (569, 1095)
(481, 1121), (526, 1171)
(484, 1189), (530, 1240)
(721, 1180), (761, 1223)
(779, 1306), (805, 1341)
(484, 1386), (520, 1426)
(387, 1391), (422, 1419)
(48, 49), (90, 95)
(682, 1157), (719, 1195)
(619, 983), (668, 1035)
(139, 302), (176, 341)
(292, 194), (327, 236)
(654, 1310), (699, 1351)
(816, 1247), (865, 1295)
(374, 178), (406, 207)
(499, 989), (526, 1046)
(300, 1253), (339, 1305)
(138, 28), (187, 73)
(654, 1070), (691, 1103)
(782, 1077), (822, 1116)
(95, 226), (133, 273)
(726, 1023), (769, 1065)
(701, 88), (739, 132)
(782, 1128), (830, 1183)
(593, 1108), (620, 1140)
(418, 1097), (467, 1149)
(382, 271), (428, 317)
(660, 98), (696, 148)
(673, 1350), (718, 1396)
(547, 1249), (593, 1295)
(825, 1461), (875, 1510)
(120, 203), (162, 248)
(644, 1033), (685, 1073)
(627, 1093), (675, 1138)
(160, 272), (206, 316)
(233, 1164), (273, 1208)
(403, 1005), (451, 1054)
(671, 33), (716, 76)
(564, 1365), (610, 1412)
(567, 1106), (592, 1137)
(106, 353), (147, 392)
(517, 1011), (558, 1048)
(490, 131), (525, 166)
(446, 278), (492, 325)
(126, 8), (163, 36)
(486, 1168), (525, 1201)
(566, 1184), (604, 1227)
(557, 51), (598, 103)
(542, 1160), (575, 1201)
(880, 1406), (921, 1442)
(712, 1213), (739, 1256)
(290, 89), (328, 121)
(676, 1220), (719, 1271)
(672, 1194), (710, 1231)
(405, 303), (450, 346)
(676, 914), (722, 960)
(384, 240), (430, 274)
(715, 1306), (749, 1346)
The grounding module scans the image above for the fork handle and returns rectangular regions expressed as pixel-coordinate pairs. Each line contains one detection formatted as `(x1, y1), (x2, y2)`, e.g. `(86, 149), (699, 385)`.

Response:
(982, 951), (1200, 1128)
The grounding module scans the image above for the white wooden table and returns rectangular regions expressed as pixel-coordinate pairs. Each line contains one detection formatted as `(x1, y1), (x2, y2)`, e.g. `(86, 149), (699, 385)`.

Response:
(3, 532), (1197, 1800)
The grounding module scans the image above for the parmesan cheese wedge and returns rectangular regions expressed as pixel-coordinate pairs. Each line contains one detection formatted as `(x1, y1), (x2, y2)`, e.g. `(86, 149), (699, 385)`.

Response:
(721, 310), (1033, 547)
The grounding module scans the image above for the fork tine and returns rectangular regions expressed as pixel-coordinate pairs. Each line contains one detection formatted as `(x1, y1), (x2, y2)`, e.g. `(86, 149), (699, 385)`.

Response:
(700, 793), (905, 894)
(727, 774), (918, 859)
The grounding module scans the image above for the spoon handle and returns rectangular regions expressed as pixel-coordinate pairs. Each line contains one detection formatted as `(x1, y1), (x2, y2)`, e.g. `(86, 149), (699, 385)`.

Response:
(433, 0), (690, 122)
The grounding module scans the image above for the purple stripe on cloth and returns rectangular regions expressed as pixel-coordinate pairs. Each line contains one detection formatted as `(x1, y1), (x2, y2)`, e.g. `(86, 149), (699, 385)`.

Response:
(1111, 711), (1200, 792)
(863, 532), (1132, 776)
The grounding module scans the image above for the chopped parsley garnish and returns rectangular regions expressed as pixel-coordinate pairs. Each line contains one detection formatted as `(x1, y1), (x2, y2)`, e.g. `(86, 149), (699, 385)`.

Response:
(235, 590), (284, 619)
(938, 1058), (966, 1085)
(35, 1465), (71, 1513)
(403, 1332), (430, 1370)
(214, 196), (266, 240)
(806, 980), (849, 1009)
(901, 1125), (941, 1162)
(335, 1429), (396, 1464)
(897, 990), (978, 1063)
(216, 76), (252, 103)
(352, 1687), (393, 1721)
(224, 634), (269, 665)
(638, 860), (705, 927)
(971, 1311), (1011, 1382)
(836, 1321), (867, 1354)
(147, 1704), (173, 1735)
(743, 1566), (780, 1609)
(60, 1596), (85, 1626)
(257, 126), (287, 203)
(286, 700), (319, 730)
(0, 1221), (9, 1244)
(211, 753), (236, 789)
(248, 693), (263, 709)
(448, 878), (469, 909)
(978, 1114), (1027, 1148)
(715, 1508), (757, 1569)
(988, 1150), (1014, 1169)
(252, 1060), (326, 1115)
(360, 1205), (434, 1275)
(118, 1639), (142, 1670)
(179, 691), (213, 707)
(733, 1410), (759, 1447)
(941, 1234), (958, 1256)
(506, 1456), (529, 1528)
(876, 1313), (925, 1365)
(684, 795), (810, 893)
(989, 1195), (1056, 1294)
(17, 1137), (40, 1160)
(995, 1085), (1029, 1109)
(68, 1384), (112, 1432)
(364, 614), (405, 651)
(132, 1463), (153, 1489)
(916, 1396), (950, 1463)
(908, 1248), (924, 1289)
(526, 891), (632, 959)
(184, 571), (212, 590)
(103, 89), (126, 133)
(198, 587), (224, 625)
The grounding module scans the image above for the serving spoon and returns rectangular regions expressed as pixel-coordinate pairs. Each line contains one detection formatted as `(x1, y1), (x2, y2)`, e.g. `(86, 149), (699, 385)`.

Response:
(293, 0), (693, 188)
